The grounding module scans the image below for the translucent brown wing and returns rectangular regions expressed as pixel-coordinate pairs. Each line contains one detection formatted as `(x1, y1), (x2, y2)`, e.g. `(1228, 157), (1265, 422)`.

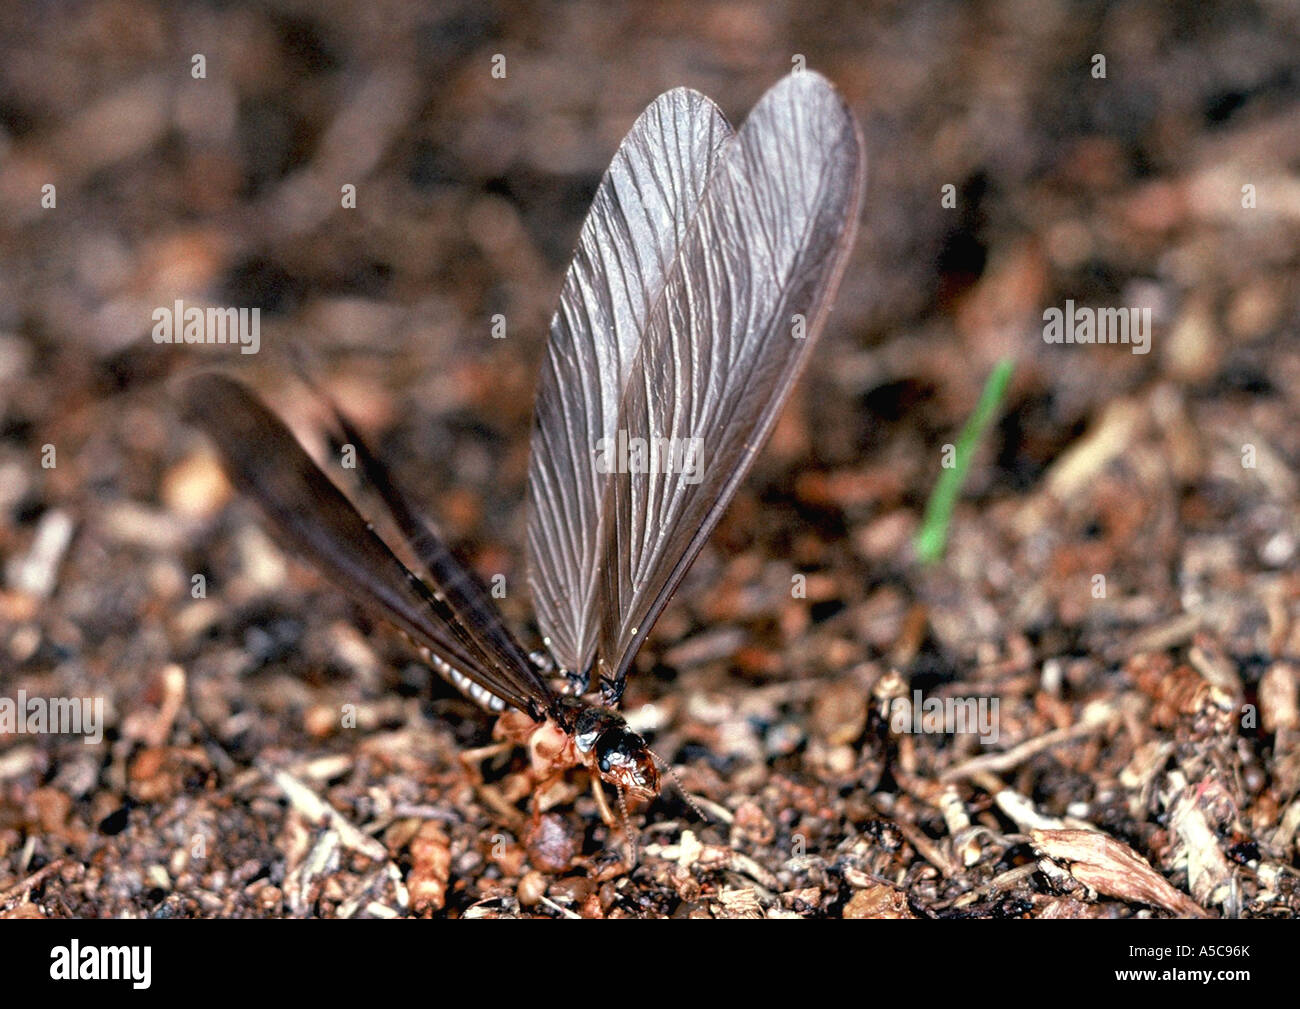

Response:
(306, 379), (553, 712)
(182, 373), (554, 718)
(595, 71), (865, 698)
(527, 87), (733, 679)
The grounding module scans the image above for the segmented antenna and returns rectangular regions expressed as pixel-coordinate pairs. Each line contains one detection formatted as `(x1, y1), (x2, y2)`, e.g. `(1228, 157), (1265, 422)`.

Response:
(617, 787), (639, 868)
(645, 745), (708, 822)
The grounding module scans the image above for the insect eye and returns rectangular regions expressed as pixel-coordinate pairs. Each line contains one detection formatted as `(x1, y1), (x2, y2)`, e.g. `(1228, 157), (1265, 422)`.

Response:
(596, 730), (635, 772)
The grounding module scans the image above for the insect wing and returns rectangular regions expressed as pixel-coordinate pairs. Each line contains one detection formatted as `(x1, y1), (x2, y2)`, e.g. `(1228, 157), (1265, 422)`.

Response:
(527, 87), (734, 678)
(183, 373), (548, 717)
(596, 71), (865, 694)
(310, 383), (553, 713)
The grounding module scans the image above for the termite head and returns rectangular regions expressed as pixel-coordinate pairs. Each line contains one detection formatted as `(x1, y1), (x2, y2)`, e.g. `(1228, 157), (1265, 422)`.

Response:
(596, 727), (660, 799)
(572, 706), (660, 800)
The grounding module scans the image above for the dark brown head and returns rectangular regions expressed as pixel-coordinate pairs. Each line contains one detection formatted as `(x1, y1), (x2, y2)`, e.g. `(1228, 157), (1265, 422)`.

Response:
(572, 706), (660, 800)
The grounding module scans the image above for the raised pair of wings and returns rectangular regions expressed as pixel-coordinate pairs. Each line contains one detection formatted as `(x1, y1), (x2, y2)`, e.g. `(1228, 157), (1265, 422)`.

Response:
(529, 70), (864, 698)
(186, 69), (864, 720)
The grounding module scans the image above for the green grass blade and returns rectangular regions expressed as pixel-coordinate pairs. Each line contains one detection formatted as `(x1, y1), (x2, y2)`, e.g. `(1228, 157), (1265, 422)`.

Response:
(914, 358), (1015, 565)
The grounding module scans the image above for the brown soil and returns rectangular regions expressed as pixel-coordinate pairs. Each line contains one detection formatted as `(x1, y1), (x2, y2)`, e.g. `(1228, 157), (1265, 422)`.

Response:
(1, 1), (1298, 918)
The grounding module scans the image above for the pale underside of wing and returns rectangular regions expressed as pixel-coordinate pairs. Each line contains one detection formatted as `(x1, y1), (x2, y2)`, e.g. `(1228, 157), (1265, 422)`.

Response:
(527, 87), (734, 677)
(596, 71), (865, 692)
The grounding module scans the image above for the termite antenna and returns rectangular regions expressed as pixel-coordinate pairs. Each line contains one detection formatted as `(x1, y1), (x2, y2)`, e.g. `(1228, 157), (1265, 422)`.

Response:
(617, 786), (639, 868)
(646, 745), (709, 822)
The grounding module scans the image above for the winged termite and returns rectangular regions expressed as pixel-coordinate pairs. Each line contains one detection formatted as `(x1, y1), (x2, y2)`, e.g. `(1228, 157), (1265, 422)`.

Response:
(183, 68), (864, 863)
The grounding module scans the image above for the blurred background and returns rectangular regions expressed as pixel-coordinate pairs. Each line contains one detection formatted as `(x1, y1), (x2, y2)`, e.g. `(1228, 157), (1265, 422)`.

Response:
(1, 0), (1299, 917)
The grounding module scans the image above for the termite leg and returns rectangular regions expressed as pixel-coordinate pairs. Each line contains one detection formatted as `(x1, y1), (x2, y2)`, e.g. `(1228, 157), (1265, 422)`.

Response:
(528, 769), (573, 830)
(458, 740), (512, 783)
(589, 775), (618, 828)
(460, 741), (527, 827)
(478, 784), (525, 829)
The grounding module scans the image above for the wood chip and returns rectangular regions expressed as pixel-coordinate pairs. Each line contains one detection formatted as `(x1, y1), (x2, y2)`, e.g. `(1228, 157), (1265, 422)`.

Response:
(1031, 828), (1210, 917)
(844, 882), (914, 919)
(264, 765), (388, 861)
(408, 821), (452, 914)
